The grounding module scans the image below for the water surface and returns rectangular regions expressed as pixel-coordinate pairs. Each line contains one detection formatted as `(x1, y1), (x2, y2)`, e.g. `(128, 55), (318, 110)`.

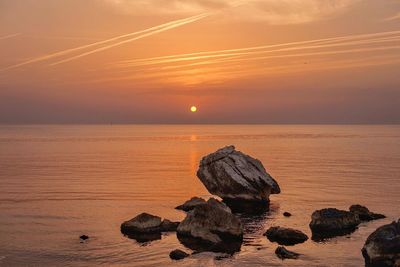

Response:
(0, 125), (399, 266)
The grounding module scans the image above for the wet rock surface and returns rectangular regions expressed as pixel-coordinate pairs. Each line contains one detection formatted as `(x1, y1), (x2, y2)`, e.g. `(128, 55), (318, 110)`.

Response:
(169, 249), (189, 260)
(309, 208), (360, 240)
(349, 204), (386, 222)
(275, 246), (301, 259)
(175, 197), (206, 212)
(177, 199), (243, 253)
(197, 145), (280, 203)
(264, 226), (308, 245)
(362, 219), (400, 267)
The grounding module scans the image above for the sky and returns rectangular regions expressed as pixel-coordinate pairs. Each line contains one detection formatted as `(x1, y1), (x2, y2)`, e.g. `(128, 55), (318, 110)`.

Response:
(0, 0), (399, 124)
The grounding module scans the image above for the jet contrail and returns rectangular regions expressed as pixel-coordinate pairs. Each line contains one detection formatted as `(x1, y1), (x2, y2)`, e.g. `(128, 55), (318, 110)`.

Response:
(113, 30), (400, 67)
(0, 33), (21, 40)
(0, 13), (210, 71)
(49, 13), (211, 66)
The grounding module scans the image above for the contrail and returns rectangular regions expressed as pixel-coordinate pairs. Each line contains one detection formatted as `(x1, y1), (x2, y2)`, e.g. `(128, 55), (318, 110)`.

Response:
(113, 30), (400, 67)
(49, 13), (211, 66)
(0, 33), (21, 40)
(0, 13), (209, 71)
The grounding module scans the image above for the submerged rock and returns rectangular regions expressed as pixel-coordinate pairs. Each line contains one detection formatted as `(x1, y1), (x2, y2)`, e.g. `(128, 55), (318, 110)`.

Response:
(309, 208), (360, 240)
(175, 197), (206, 212)
(349, 204), (386, 222)
(196, 146), (280, 205)
(121, 213), (179, 242)
(264, 226), (308, 246)
(177, 200), (243, 253)
(362, 219), (400, 267)
(275, 246), (301, 260)
(79, 235), (89, 240)
(169, 249), (189, 260)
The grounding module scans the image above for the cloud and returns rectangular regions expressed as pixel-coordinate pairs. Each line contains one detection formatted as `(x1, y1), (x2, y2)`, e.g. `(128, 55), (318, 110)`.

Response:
(384, 12), (400, 21)
(104, 0), (359, 24)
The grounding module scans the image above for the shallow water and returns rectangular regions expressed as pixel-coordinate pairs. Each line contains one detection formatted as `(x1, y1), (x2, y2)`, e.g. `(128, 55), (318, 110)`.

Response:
(0, 125), (399, 266)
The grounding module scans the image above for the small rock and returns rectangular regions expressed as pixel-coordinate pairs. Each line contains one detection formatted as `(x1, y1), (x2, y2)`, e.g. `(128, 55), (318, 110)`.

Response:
(275, 246), (300, 260)
(169, 249), (189, 260)
(264, 226), (308, 245)
(283, 212), (292, 217)
(309, 208), (360, 240)
(160, 219), (180, 232)
(362, 219), (400, 267)
(79, 235), (89, 240)
(349, 205), (385, 222)
(121, 213), (162, 234)
(206, 198), (231, 213)
(175, 197), (206, 212)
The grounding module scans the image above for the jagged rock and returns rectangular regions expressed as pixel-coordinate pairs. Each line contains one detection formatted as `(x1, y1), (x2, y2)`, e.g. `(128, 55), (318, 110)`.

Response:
(283, 212), (292, 217)
(120, 213), (178, 242)
(196, 146), (280, 205)
(309, 208), (360, 240)
(275, 246), (301, 259)
(264, 226), (308, 245)
(349, 205), (386, 221)
(206, 197), (231, 213)
(362, 219), (400, 267)
(176, 197), (206, 212)
(169, 249), (189, 260)
(177, 201), (243, 253)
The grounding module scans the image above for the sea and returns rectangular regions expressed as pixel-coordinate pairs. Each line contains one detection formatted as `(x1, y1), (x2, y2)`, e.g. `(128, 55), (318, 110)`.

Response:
(0, 125), (399, 266)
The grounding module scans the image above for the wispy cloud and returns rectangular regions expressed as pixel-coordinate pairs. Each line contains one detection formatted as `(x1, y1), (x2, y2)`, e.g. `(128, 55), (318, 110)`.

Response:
(0, 33), (21, 41)
(0, 13), (210, 71)
(105, 0), (359, 24)
(384, 12), (400, 21)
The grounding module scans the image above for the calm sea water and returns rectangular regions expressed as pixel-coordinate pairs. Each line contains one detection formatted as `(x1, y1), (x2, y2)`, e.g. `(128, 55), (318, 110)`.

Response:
(0, 125), (399, 267)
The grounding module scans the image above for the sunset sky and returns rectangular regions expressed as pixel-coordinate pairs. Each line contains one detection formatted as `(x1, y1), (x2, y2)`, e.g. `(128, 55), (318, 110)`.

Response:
(0, 0), (399, 124)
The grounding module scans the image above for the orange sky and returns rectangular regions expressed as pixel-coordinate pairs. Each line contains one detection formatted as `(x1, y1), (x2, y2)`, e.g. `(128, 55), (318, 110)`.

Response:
(0, 0), (399, 123)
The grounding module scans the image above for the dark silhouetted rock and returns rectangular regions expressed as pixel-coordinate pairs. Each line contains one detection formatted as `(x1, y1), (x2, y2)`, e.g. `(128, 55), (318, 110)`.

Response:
(275, 246), (301, 260)
(160, 219), (180, 232)
(349, 204), (386, 222)
(283, 212), (292, 217)
(206, 197), (231, 213)
(309, 208), (360, 240)
(197, 146), (280, 204)
(264, 226), (308, 245)
(175, 197), (206, 212)
(362, 219), (400, 267)
(79, 235), (89, 240)
(121, 213), (178, 243)
(177, 201), (243, 253)
(169, 249), (189, 260)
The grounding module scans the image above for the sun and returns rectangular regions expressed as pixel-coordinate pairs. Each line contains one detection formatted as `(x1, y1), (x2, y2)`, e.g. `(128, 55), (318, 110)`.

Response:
(190, 106), (197, 113)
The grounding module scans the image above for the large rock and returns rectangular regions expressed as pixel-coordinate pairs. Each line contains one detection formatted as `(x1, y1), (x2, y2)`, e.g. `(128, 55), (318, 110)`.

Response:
(264, 226), (308, 245)
(362, 219), (400, 267)
(309, 208), (360, 240)
(177, 200), (243, 253)
(349, 204), (386, 222)
(196, 146), (280, 204)
(120, 213), (179, 242)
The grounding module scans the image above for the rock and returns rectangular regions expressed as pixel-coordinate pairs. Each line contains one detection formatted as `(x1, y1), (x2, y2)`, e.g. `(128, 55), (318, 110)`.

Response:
(206, 197), (231, 213)
(196, 145), (280, 205)
(362, 219), (400, 267)
(275, 246), (301, 260)
(177, 201), (243, 253)
(349, 205), (386, 221)
(283, 212), (292, 217)
(121, 213), (178, 242)
(160, 219), (180, 232)
(169, 249), (189, 260)
(309, 208), (360, 240)
(79, 235), (89, 240)
(176, 197), (206, 212)
(264, 226), (308, 245)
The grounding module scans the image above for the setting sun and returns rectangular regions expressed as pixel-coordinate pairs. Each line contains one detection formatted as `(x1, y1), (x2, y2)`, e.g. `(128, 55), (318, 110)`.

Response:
(190, 106), (197, 113)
